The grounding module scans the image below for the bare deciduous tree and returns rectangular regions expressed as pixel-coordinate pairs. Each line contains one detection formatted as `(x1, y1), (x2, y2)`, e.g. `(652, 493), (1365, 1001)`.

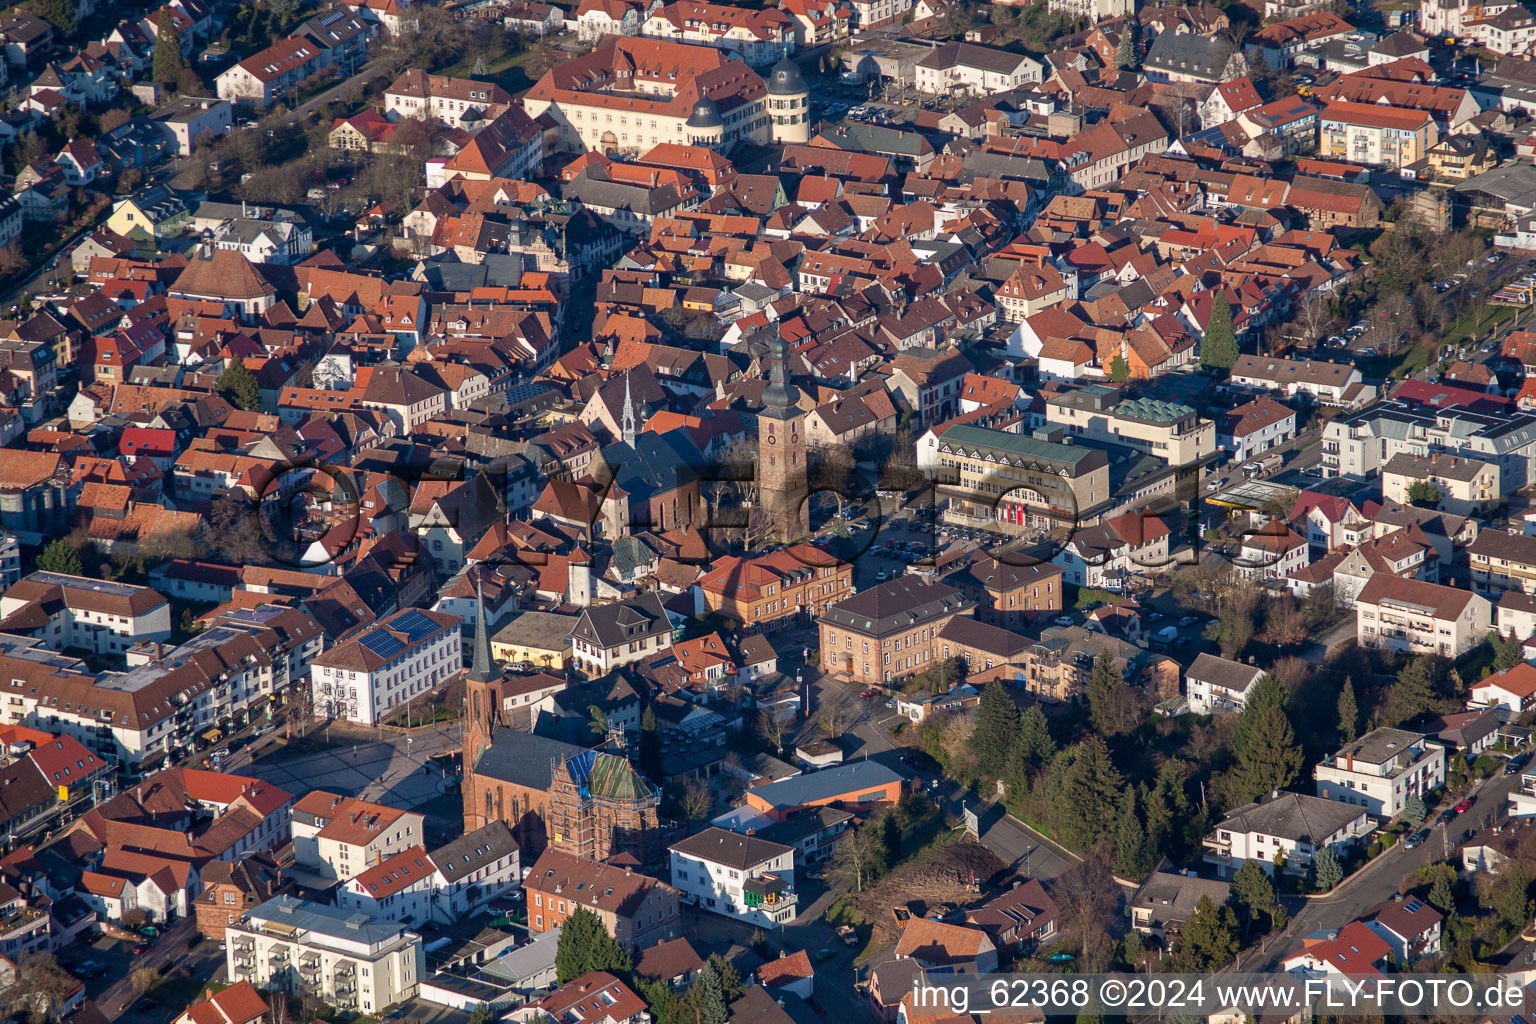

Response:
(817, 697), (852, 739)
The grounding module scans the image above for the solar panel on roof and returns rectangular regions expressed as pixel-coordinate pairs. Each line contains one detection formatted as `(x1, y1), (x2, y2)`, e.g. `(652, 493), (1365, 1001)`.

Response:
(391, 610), (439, 641)
(360, 630), (405, 660)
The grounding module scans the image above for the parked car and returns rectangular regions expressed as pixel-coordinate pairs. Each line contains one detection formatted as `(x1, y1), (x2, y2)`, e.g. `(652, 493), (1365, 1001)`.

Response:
(1053, 615), (1074, 626)
(1455, 799), (1472, 815)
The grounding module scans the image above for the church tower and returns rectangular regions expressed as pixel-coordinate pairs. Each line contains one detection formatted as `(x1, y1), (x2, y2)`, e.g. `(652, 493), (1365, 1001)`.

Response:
(462, 580), (505, 827)
(757, 328), (809, 541)
(620, 373), (638, 446)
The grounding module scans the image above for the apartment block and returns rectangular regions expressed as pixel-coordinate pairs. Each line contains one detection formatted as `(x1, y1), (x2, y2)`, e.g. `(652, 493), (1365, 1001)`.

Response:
(1355, 575), (1491, 658)
(226, 897), (423, 1015)
(1314, 727), (1446, 818)
(669, 827), (797, 929)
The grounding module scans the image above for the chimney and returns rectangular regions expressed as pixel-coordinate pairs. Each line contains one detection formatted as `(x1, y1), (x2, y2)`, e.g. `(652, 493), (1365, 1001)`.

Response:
(376, 850), (382, 866)
(1347, 751), (1354, 771)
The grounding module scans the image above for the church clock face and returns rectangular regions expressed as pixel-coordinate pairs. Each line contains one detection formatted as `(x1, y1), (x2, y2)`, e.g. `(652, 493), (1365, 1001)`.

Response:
(767, 435), (777, 445)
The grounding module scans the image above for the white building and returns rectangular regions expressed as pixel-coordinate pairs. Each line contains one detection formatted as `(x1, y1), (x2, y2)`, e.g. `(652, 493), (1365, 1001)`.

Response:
(310, 608), (462, 726)
(1355, 575), (1491, 658)
(336, 846), (435, 928)
(0, 604), (319, 775)
(1218, 397), (1297, 464)
(1236, 524), (1310, 582)
(214, 217), (314, 265)
(1184, 653), (1265, 715)
(226, 896), (424, 1016)
(215, 36), (330, 108)
(0, 531), (23, 589)
(150, 96), (233, 155)
(1314, 727), (1445, 819)
(1469, 661), (1536, 714)
(1204, 791), (1374, 878)
(426, 820), (521, 925)
(913, 42), (1042, 96)
(639, 1), (796, 65)
(1229, 354), (1372, 407)
(0, 571), (171, 656)
(292, 791), (426, 883)
(568, 594), (674, 676)
(669, 827), (798, 929)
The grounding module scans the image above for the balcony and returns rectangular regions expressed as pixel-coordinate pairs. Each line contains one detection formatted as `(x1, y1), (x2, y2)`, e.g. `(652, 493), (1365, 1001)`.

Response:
(742, 874), (797, 910)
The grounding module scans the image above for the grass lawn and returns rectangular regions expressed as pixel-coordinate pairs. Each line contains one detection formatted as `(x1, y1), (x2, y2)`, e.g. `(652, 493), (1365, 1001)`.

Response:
(439, 47), (544, 95)
(1360, 304), (1514, 380)
(1071, 586), (1123, 610)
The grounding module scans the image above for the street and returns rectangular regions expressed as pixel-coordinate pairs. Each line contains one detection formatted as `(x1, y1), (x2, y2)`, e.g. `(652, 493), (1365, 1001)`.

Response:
(89, 917), (202, 1019)
(1250, 766), (1522, 970)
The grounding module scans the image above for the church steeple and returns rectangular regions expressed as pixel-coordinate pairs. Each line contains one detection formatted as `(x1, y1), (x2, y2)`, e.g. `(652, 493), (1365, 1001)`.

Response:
(756, 327), (808, 540)
(760, 329), (800, 419)
(468, 576), (497, 685)
(621, 373), (638, 446)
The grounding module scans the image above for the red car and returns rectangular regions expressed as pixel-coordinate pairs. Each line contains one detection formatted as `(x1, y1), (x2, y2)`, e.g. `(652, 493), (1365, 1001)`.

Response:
(130, 944), (148, 955)
(1455, 799), (1472, 815)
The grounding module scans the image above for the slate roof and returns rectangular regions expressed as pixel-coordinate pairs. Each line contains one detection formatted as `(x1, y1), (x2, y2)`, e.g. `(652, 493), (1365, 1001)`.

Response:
(818, 577), (972, 635)
(1217, 791), (1366, 843)
(570, 593), (671, 649)
(472, 728), (588, 789)
(670, 826), (793, 869)
(430, 819), (519, 884)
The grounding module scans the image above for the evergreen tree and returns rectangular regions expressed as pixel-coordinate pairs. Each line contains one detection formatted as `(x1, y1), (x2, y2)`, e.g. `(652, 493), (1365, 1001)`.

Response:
(1231, 859), (1281, 934)
(1388, 659), (1438, 725)
(37, 539), (82, 576)
(972, 680), (1020, 779)
(554, 907), (632, 984)
(1016, 705), (1054, 768)
(639, 704), (661, 777)
(1045, 736), (1124, 850)
(35, 0), (75, 33)
(635, 978), (688, 1024)
(1114, 789), (1154, 879)
(1336, 677), (1358, 743)
(1310, 847), (1344, 891)
(1402, 793), (1426, 827)
(1229, 676), (1302, 802)
(1115, 30), (1135, 69)
(881, 810), (901, 863)
(1087, 651), (1139, 736)
(218, 358), (262, 411)
(692, 965), (728, 1024)
(1109, 353), (1129, 381)
(1407, 480), (1441, 508)
(1199, 291), (1239, 373)
(1429, 873), (1456, 915)
(1145, 761), (1194, 859)
(1170, 896), (1238, 971)
(1493, 632), (1526, 672)
(1497, 863), (1533, 928)
(1120, 929), (1146, 972)
(688, 954), (740, 1024)
(152, 10), (187, 87)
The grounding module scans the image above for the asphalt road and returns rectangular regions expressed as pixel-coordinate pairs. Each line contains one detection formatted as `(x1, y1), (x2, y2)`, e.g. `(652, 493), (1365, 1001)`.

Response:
(1250, 766), (1521, 970)
(92, 917), (198, 1018)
